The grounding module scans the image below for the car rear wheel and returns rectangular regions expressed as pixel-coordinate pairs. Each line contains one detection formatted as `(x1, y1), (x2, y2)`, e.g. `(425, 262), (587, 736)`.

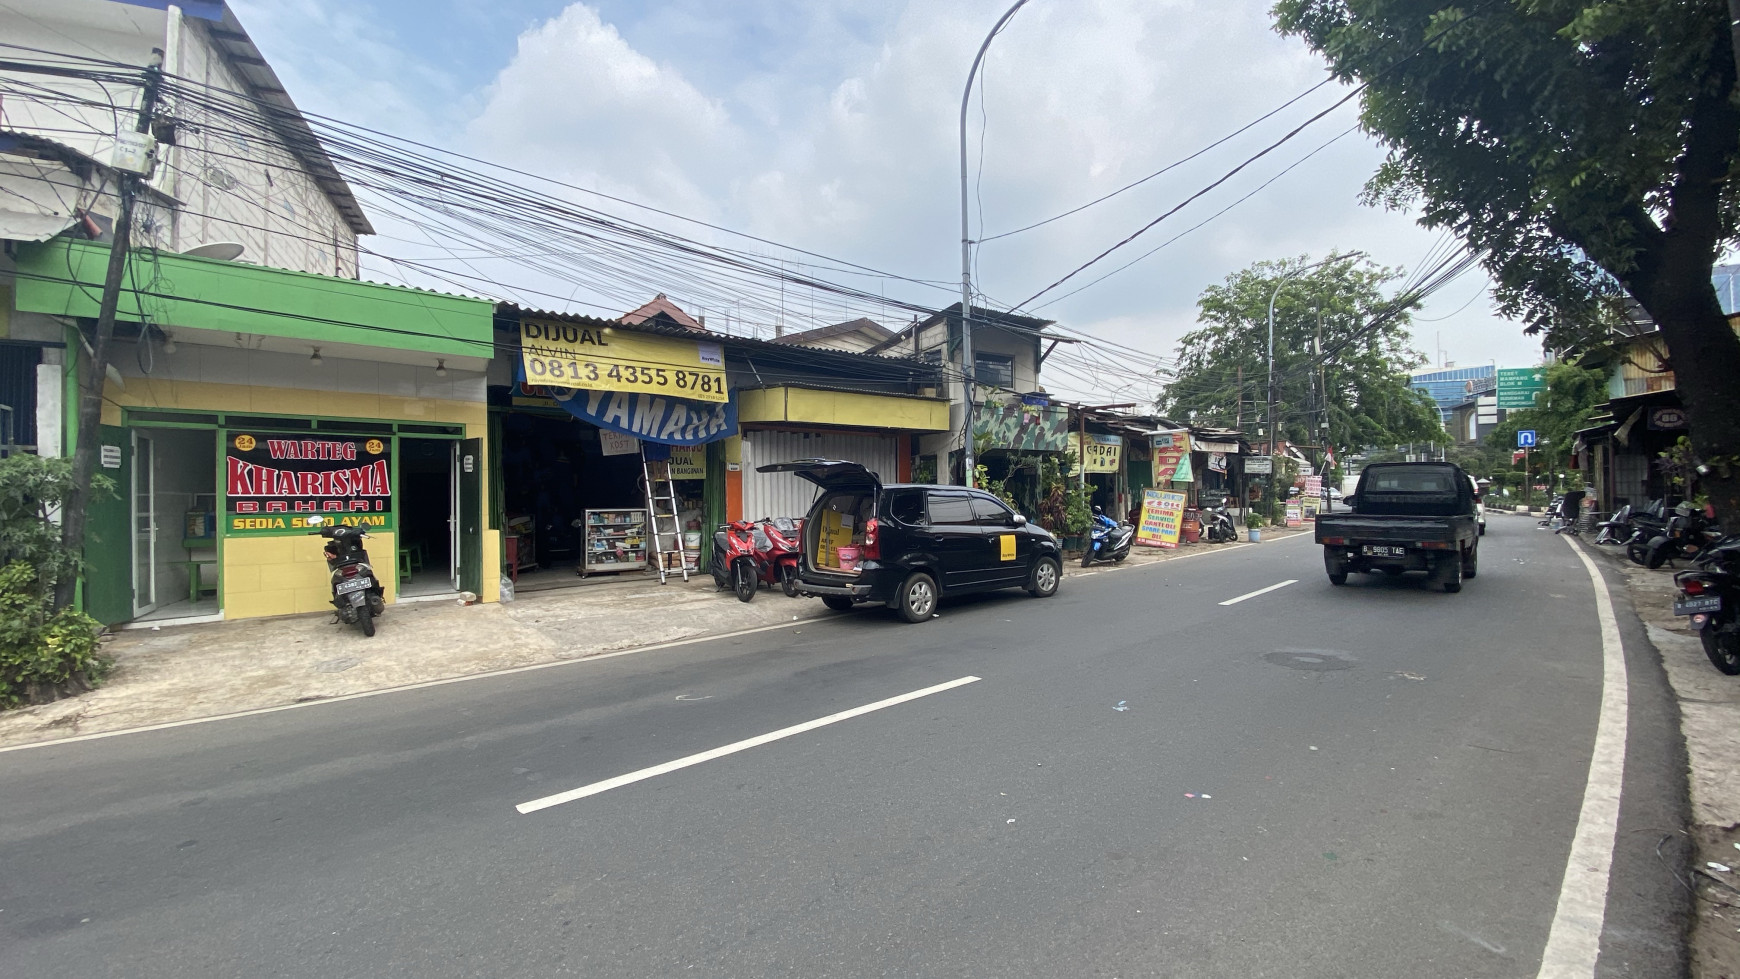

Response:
(1029, 556), (1060, 597)
(1328, 571), (1348, 586)
(821, 595), (854, 612)
(1462, 543), (1478, 579)
(897, 572), (938, 623)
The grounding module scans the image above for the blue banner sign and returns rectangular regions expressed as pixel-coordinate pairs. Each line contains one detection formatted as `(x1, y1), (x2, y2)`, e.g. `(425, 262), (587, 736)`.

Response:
(517, 381), (737, 446)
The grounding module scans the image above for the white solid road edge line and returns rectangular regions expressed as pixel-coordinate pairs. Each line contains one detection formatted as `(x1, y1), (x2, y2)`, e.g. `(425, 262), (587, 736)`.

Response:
(516, 675), (982, 815)
(1218, 579), (1299, 606)
(1535, 538), (1629, 979)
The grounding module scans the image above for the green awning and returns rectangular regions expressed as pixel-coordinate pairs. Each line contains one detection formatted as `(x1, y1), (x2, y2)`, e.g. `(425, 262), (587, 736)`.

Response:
(13, 238), (493, 358)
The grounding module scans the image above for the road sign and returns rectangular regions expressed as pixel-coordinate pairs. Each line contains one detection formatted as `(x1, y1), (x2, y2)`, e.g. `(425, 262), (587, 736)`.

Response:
(1496, 368), (1546, 409)
(1517, 429), (1537, 448)
(1244, 456), (1273, 474)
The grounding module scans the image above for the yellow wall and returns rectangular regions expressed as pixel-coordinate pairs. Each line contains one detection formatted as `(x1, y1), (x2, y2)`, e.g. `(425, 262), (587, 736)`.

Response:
(106, 377), (500, 619)
(737, 386), (950, 431)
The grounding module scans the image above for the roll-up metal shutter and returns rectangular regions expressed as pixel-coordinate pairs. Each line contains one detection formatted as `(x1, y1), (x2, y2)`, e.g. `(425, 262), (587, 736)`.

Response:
(740, 431), (899, 521)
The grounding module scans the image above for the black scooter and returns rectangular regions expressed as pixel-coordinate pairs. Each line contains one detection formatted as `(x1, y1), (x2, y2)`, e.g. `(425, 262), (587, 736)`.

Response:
(308, 516), (386, 637)
(1674, 535), (1740, 675)
(1645, 503), (1716, 569)
(1082, 508), (1134, 568)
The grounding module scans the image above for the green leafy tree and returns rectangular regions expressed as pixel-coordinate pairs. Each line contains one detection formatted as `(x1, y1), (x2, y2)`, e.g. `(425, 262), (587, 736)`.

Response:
(1274, 0), (1740, 528)
(1160, 255), (1444, 453)
(1485, 361), (1610, 467)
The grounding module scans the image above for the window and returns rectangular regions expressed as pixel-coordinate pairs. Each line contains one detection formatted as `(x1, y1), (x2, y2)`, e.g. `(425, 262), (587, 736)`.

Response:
(925, 492), (975, 525)
(973, 353), (1015, 389)
(887, 490), (926, 525)
(969, 495), (1015, 527)
(919, 347), (944, 366)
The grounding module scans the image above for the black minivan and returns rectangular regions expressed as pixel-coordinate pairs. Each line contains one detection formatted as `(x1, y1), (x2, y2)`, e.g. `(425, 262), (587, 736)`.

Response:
(757, 459), (1064, 623)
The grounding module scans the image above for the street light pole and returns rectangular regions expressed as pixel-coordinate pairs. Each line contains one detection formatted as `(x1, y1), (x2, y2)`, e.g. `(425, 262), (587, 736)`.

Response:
(960, 0), (1030, 488)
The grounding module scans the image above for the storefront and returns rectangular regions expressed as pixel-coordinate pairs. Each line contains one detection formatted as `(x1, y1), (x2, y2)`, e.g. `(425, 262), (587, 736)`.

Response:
(12, 238), (498, 626)
(490, 311), (736, 585)
(735, 386), (948, 522)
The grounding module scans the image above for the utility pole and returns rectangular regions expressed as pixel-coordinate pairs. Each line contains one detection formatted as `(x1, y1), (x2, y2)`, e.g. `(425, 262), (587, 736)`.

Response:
(55, 52), (163, 609)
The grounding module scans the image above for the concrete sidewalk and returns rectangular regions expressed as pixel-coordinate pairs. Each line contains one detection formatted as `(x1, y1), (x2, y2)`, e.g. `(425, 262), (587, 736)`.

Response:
(0, 529), (1309, 750)
(1568, 519), (1740, 979)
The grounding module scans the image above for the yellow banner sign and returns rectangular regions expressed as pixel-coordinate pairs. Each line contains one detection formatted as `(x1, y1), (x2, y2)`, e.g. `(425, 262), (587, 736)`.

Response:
(1069, 433), (1123, 475)
(1135, 489), (1186, 549)
(520, 319), (728, 403)
(669, 446), (706, 480)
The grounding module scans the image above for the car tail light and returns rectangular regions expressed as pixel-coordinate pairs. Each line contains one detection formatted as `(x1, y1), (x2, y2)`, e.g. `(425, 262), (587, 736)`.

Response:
(1322, 536), (1346, 546)
(341, 564), (360, 578)
(1418, 541), (1452, 550)
(861, 518), (880, 560)
(1683, 579), (1706, 595)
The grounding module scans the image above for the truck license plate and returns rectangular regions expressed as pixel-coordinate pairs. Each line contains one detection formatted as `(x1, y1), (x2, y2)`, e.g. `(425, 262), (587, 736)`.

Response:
(1361, 545), (1405, 557)
(336, 577), (372, 595)
(1674, 595), (1721, 615)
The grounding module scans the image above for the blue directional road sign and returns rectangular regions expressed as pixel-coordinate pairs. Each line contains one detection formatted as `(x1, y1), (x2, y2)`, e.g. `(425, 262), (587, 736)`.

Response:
(1517, 429), (1537, 448)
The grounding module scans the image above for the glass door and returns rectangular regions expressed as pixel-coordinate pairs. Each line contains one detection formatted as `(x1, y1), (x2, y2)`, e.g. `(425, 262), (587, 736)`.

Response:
(131, 432), (157, 617)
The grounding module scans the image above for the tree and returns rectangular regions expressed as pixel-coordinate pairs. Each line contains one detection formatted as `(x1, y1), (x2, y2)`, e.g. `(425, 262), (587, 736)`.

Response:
(1159, 255), (1444, 454)
(1274, 0), (1740, 528)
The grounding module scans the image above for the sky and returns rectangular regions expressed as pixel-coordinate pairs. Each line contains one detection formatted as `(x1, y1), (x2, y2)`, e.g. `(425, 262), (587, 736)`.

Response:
(227, 0), (1547, 402)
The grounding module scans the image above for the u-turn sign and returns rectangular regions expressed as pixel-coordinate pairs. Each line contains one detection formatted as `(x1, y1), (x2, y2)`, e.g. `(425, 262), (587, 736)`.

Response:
(1517, 429), (1537, 448)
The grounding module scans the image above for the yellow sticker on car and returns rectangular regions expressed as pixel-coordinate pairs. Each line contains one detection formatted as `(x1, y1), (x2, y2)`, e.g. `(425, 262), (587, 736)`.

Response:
(999, 534), (1016, 561)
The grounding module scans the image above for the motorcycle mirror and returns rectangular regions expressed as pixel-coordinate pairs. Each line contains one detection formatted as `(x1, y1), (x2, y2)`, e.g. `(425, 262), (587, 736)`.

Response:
(306, 516), (325, 527)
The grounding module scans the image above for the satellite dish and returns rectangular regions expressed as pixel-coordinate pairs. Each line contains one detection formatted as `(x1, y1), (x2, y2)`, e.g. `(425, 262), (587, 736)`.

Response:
(181, 241), (245, 261)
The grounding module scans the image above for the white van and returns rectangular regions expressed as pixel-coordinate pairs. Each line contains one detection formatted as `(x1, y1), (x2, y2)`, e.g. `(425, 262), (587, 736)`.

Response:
(1468, 475), (1487, 535)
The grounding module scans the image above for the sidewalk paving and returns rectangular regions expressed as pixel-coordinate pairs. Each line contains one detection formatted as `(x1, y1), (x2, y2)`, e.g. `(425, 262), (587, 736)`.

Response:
(1572, 520), (1740, 979)
(0, 528), (1309, 750)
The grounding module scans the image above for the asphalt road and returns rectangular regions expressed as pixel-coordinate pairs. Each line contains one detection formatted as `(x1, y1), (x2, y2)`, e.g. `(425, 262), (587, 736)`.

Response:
(0, 516), (1691, 978)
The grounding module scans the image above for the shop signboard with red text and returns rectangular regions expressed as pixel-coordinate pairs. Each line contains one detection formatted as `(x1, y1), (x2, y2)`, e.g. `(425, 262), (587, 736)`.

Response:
(225, 433), (394, 535)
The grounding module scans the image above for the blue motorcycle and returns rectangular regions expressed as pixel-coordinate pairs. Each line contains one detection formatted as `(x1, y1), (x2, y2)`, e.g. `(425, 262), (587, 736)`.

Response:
(1082, 507), (1134, 568)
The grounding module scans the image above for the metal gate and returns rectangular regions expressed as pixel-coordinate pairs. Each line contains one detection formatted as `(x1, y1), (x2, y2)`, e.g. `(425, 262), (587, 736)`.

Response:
(740, 431), (899, 522)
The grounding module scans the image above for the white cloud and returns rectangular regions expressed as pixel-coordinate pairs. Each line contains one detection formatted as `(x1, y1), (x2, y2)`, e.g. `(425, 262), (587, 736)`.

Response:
(463, 4), (740, 220)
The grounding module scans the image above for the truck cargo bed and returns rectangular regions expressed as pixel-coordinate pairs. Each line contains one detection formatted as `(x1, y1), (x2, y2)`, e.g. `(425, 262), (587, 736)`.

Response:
(1315, 513), (1475, 545)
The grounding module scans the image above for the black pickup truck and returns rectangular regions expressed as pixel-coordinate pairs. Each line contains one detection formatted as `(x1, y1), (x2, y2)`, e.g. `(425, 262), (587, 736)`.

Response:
(1315, 462), (1481, 593)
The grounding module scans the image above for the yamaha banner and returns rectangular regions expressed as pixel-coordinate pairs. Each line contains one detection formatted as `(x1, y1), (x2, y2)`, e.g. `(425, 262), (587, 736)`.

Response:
(514, 377), (737, 446)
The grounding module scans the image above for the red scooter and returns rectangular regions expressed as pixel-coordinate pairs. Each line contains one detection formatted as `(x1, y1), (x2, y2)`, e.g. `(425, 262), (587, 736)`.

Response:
(710, 520), (762, 602)
(708, 517), (806, 602)
(758, 517), (804, 597)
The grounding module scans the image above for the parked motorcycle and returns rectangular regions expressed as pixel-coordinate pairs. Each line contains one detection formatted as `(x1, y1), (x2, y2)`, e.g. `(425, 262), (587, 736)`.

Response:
(756, 517), (805, 597)
(1082, 507), (1134, 568)
(307, 516), (386, 637)
(1644, 502), (1717, 569)
(1624, 500), (1673, 564)
(1200, 500), (1238, 543)
(1674, 535), (1740, 675)
(1594, 504), (1633, 545)
(709, 521), (762, 602)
